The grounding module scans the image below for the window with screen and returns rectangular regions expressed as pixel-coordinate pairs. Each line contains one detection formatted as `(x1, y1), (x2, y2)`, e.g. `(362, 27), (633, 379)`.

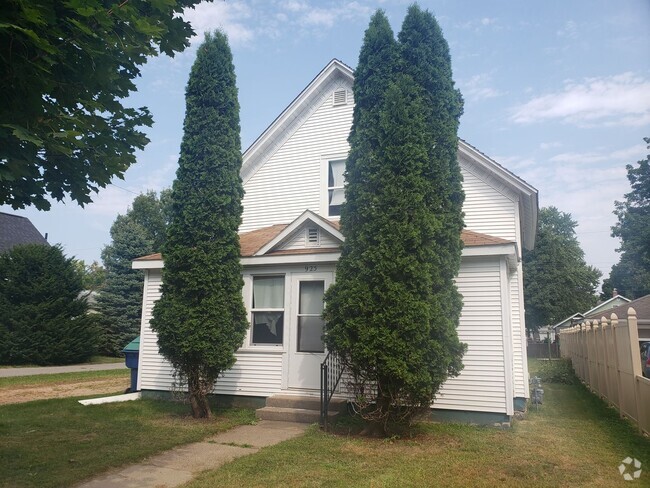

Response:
(251, 276), (284, 345)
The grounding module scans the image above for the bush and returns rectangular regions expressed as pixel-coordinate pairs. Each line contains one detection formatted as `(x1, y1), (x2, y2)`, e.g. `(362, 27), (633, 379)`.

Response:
(536, 359), (578, 384)
(0, 244), (99, 365)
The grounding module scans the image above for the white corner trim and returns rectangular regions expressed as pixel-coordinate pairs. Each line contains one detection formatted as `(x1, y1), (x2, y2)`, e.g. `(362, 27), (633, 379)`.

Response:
(136, 269), (150, 391)
(500, 257), (515, 416)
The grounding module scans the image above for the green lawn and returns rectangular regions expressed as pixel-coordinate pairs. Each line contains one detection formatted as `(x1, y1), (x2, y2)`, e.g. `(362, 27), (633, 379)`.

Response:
(0, 368), (128, 388)
(0, 398), (255, 488)
(186, 361), (650, 487)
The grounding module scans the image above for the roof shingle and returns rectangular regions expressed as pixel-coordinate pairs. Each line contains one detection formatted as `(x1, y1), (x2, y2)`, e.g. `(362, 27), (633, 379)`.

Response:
(133, 223), (512, 262)
(0, 212), (48, 253)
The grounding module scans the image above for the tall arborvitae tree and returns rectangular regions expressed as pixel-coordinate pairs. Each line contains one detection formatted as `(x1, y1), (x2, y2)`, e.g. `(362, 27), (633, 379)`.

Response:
(150, 32), (248, 419)
(398, 4), (466, 381)
(97, 190), (169, 355)
(324, 8), (466, 433)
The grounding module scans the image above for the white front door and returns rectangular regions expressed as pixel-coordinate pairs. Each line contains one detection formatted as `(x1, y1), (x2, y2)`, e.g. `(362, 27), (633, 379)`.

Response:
(287, 272), (333, 390)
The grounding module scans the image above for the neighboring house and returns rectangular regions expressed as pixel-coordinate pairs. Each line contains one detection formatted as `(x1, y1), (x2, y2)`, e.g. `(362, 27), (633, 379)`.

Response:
(0, 212), (48, 253)
(588, 294), (650, 344)
(133, 59), (539, 422)
(552, 293), (632, 340)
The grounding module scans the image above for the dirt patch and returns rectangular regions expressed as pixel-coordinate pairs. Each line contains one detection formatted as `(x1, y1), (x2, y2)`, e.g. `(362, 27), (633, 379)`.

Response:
(0, 377), (130, 405)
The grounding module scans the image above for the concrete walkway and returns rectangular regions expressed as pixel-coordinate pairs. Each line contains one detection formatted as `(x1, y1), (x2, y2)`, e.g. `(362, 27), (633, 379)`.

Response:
(76, 420), (308, 488)
(0, 362), (126, 377)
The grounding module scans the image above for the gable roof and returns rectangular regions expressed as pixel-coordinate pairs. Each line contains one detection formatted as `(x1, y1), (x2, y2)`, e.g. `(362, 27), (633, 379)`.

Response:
(583, 295), (631, 319)
(241, 59), (354, 184)
(239, 58), (538, 250)
(591, 294), (650, 322)
(457, 140), (538, 251)
(0, 212), (48, 253)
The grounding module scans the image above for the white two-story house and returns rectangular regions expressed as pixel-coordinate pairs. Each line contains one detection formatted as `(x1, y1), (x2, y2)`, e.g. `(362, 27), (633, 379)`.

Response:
(133, 59), (538, 423)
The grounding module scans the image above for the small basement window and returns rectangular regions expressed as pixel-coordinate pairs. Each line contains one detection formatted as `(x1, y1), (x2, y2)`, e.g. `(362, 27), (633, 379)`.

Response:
(251, 275), (284, 345)
(333, 89), (347, 106)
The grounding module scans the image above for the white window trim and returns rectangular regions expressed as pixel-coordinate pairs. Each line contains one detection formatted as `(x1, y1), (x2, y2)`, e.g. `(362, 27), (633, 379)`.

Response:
(247, 274), (287, 348)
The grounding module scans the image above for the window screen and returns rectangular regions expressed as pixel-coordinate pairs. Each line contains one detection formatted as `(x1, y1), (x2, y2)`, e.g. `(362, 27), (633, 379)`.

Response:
(251, 276), (284, 345)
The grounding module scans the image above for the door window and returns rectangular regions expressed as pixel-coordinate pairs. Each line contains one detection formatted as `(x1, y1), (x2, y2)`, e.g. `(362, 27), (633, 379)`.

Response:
(297, 280), (325, 353)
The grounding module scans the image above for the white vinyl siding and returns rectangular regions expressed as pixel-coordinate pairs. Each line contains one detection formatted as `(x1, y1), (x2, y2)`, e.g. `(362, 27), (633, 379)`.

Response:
(137, 269), (283, 396)
(434, 257), (508, 413)
(241, 89), (353, 232)
(462, 167), (517, 243)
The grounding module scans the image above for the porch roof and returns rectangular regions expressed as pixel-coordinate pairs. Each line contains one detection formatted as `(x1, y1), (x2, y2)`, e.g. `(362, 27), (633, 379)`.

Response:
(133, 224), (512, 264)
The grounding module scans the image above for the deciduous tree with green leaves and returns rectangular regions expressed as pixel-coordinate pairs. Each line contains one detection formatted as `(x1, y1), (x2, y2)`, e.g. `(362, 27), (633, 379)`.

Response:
(150, 32), (248, 419)
(0, 244), (98, 365)
(523, 207), (601, 332)
(97, 190), (170, 355)
(602, 138), (650, 299)
(0, 0), (204, 210)
(324, 7), (466, 433)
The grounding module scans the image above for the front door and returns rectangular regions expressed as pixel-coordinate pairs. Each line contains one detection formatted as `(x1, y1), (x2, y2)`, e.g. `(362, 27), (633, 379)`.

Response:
(287, 272), (332, 390)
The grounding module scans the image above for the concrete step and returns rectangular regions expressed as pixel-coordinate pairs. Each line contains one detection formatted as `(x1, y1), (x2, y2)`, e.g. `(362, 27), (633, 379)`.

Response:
(256, 406), (339, 424)
(265, 394), (347, 413)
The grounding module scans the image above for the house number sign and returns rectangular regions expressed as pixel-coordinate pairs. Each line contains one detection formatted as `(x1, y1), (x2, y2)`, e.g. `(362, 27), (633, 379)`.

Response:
(304, 265), (318, 272)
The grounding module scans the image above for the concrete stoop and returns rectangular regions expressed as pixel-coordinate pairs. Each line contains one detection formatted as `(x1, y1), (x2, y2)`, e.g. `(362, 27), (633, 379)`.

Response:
(256, 394), (347, 423)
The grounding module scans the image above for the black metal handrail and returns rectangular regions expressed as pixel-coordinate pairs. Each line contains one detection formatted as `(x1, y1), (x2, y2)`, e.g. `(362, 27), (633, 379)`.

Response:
(320, 350), (344, 430)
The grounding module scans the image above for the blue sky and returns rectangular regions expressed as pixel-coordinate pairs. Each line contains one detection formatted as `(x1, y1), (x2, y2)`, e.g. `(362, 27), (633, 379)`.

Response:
(4, 0), (650, 284)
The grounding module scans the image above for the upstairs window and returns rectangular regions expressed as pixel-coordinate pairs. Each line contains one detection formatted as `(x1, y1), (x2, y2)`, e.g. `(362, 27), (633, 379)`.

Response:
(251, 276), (284, 345)
(328, 159), (345, 217)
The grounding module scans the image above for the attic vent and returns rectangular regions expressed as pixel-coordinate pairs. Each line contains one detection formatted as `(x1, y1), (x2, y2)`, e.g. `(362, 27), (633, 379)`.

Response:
(333, 89), (347, 106)
(306, 227), (320, 247)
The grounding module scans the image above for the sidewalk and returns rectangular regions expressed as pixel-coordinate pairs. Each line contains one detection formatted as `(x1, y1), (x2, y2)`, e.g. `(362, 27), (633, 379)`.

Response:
(0, 362), (126, 378)
(76, 420), (308, 488)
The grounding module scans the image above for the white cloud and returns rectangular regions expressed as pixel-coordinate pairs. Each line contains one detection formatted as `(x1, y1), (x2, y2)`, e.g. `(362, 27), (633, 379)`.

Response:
(457, 17), (498, 31)
(549, 143), (647, 165)
(281, 1), (309, 12)
(180, 1), (373, 46)
(539, 141), (562, 150)
(511, 73), (650, 127)
(297, 2), (372, 28)
(183, 2), (255, 46)
(461, 73), (504, 102)
(84, 186), (136, 219)
(503, 152), (631, 274)
(556, 20), (578, 39)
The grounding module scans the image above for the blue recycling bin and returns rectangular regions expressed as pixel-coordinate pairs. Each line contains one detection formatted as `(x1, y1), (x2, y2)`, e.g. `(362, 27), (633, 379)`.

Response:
(122, 336), (140, 392)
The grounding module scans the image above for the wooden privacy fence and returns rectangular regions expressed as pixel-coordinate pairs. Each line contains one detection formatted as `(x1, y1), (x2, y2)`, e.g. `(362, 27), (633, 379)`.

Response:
(560, 308), (650, 436)
(527, 341), (560, 359)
